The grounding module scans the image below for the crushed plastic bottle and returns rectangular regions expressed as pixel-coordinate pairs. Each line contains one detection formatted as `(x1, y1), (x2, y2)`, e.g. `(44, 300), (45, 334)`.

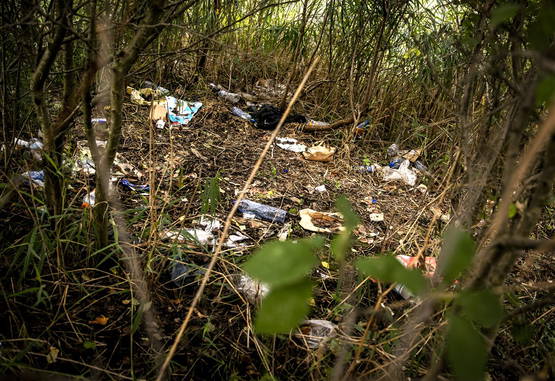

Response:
(387, 143), (399, 157)
(231, 106), (254, 122)
(237, 200), (287, 223)
(217, 89), (241, 103)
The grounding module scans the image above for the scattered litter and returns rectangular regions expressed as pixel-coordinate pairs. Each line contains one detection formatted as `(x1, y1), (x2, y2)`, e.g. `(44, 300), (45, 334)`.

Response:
(127, 86), (150, 106)
(277, 222), (292, 241)
(216, 88), (241, 103)
(156, 120), (165, 129)
(162, 229), (215, 246)
(150, 100), (167, 122)
(119, 179), (150, 193)
(387, 144), (399, 157)
(250, 104), (307, 130)
(354, 120), (370, 135)
(21, 170), (45, 188)
(82, 189), (95, 208)
(302, 146), (336, 162)
(91, 118), (107, 125)
(388, 157), (403, 169)
(354, 165), (377, 173)
(299, 209), (344, 233)
(199, 216), (221, 232)
(431, 206), (451, 223)
(231, 106), (254, 122)
(170, 260), (205, 287)
(369, 213), (384, 222)
(234, 274), (269, 303)
(225, 233), (249, 248)
(381, 159), (417, 186)
(166, 96), (202, 126)
(298, 320), (338, 349)
(403, 149), (421, 162)
(275, 137), (307, 153)
(15, 138), (44, 151)
(314, 185), (327, 193)
(143, 81), (170, 96)
(72, 144), (96, 175)
(306, 120), (330, 129)
(394, 255), (437, 299)
(237, 200), (287, 224)
(416, 184), (428, 194)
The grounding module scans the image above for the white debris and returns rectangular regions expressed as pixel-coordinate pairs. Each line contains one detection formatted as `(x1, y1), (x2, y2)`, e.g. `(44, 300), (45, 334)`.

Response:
(275, 137), (307, 153)
(314, 185), (327, 193)
(369, 213), (384, 222)
(299, 320), (338, 349)
(381, 159), (417, 186)
(235, 274), (269, 303)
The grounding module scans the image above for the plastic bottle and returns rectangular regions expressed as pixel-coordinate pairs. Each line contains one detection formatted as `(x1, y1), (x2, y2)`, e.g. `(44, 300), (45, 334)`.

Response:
(389, 157), (403, 169)
(354, 165), (377, 173)
(231, 106), (254, 122)
(237, 200), (287, 223)
(217, 90), (241, 103)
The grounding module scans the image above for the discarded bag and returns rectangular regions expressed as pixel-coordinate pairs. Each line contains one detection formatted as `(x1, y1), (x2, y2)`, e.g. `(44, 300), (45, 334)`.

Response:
(381, 159), (417, 186)
(299, 209), (344, 233)
(82, 189), (96, 208)
(231, 106), (254, 122)
(249, 104), (307, 130)
(275, 137), (307, 153)
(298, 320), (338, 349)
(302, 146), (336, 162)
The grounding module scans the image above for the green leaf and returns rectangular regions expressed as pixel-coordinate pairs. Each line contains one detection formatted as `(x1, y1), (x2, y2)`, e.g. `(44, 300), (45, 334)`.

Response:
(83, 341), (96, 349)
(456, 290), (504, 328)
(243, 237), (323, 287)
(335, 195), (360, 231)
(254, 279), (313, 334)
(507, 203), (518, 219)
(535, 74), (555, 106)
(439, 228), (476, 284)
(490, 3), (520, 28)
(356, 256), (427, 295)
(446, 315), (487, 381)
(331, 232), (350, 262)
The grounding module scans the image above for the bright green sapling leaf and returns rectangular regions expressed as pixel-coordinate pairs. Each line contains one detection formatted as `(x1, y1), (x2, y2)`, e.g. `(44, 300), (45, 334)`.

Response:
(446, 315), (487, 381)
(356, 255), (427, 295)
(254, 279), (313, 334)
(243, 237), (323, 287)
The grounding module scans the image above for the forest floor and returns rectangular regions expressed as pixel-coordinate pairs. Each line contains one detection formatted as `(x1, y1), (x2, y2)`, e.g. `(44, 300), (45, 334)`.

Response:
(1, 83), (553, 380)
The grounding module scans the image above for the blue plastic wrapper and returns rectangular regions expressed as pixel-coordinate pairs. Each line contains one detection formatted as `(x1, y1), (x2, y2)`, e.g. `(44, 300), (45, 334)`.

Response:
(237, 199), (286, 224)
(21, 170), (45, 187)
(120, 179), (150, 193)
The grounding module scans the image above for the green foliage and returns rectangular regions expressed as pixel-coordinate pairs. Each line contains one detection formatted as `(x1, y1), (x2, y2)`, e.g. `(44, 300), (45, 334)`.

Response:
(439, 228), (476, 284)
(455, 290), (504, 328)
(356, 255), (427, 296)
(201, 172), (221, 216)
(331, 196), (359, 262)
(535, 74), (555, 106)
(447, 289), (504, 380)
(526, 1), (555, 51)
(490, 3), (520, 29)
(446, 314), (488, 381)
(507, 203), (518, 219)
(243, 237), (323, 288)
(243, 237), (324, 334)
(255, 279), (313, 334)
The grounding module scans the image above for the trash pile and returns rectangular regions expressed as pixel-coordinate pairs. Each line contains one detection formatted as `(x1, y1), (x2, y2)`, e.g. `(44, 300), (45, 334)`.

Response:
(12, 78), (446, 357)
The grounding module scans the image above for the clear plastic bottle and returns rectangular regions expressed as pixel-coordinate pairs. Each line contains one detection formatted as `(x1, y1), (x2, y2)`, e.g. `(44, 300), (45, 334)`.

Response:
(237, 200), (287, 223)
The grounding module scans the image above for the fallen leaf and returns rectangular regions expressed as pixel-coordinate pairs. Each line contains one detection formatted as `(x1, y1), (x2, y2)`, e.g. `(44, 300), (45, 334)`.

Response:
(89, 315), (109, 325)
(46, 346), (59, 364)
